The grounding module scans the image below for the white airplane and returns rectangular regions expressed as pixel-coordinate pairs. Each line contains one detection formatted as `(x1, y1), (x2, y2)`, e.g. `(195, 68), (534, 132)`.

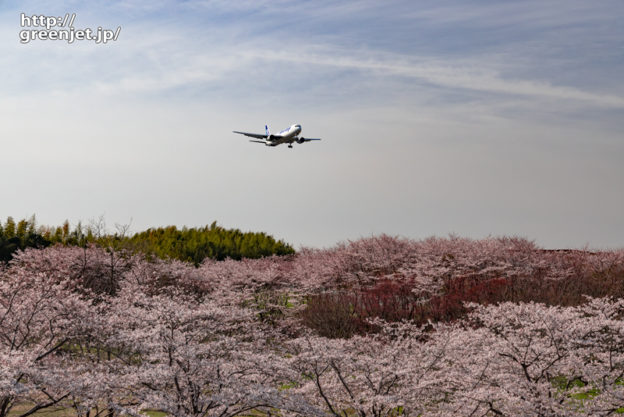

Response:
(233, 124), (321, 148)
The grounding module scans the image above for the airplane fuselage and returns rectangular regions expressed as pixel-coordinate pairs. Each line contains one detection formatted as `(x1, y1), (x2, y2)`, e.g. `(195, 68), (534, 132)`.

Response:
(266, 124), (302, 146)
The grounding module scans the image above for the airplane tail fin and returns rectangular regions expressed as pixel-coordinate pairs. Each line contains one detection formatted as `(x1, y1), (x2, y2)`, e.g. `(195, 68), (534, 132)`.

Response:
(265, 125), (270, 137)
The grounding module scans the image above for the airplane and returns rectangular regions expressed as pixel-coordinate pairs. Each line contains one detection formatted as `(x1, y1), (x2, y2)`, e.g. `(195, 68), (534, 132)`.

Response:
(232, 124), (321, 148)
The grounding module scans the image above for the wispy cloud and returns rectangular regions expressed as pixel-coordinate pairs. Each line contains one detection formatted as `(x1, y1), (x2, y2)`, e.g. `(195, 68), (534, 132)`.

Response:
(251, 48), (624, 108)
(4, 0), (622, 111)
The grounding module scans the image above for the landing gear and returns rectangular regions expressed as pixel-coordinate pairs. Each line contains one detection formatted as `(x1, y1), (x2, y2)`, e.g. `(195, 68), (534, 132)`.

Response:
(288, 145), (293, 148)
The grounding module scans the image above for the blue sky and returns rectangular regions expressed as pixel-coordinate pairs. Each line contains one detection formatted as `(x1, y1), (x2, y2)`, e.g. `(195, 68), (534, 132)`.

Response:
(1, 0), (623, 249)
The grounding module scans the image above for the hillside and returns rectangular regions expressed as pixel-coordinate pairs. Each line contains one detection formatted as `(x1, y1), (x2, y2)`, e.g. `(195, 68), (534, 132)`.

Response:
(0, 235), (623, 416)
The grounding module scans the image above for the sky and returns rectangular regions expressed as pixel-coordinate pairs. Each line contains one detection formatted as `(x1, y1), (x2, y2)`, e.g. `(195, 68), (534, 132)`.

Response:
(1, 0), (623, 249)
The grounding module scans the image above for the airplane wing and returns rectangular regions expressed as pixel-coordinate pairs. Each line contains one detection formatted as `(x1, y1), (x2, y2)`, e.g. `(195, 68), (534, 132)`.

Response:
(299, 138), (321, 142)
(249, 140), (267, 144)
(233, 130), (268, 139)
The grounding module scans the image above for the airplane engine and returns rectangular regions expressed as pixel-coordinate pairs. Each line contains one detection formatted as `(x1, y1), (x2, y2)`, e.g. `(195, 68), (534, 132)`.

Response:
(297, 137), (306, 144)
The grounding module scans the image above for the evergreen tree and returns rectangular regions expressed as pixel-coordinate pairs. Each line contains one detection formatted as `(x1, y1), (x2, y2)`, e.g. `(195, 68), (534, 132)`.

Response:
(4, 217), (16, 239)
(0, 216), (295, 264)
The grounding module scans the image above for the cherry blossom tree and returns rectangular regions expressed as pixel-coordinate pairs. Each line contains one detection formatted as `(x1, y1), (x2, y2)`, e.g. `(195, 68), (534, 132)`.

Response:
(0, 264), (98, 416)
(286, 325), (452, 417)
(417, 299), (624, 416)
(101, 278), (320, 417)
